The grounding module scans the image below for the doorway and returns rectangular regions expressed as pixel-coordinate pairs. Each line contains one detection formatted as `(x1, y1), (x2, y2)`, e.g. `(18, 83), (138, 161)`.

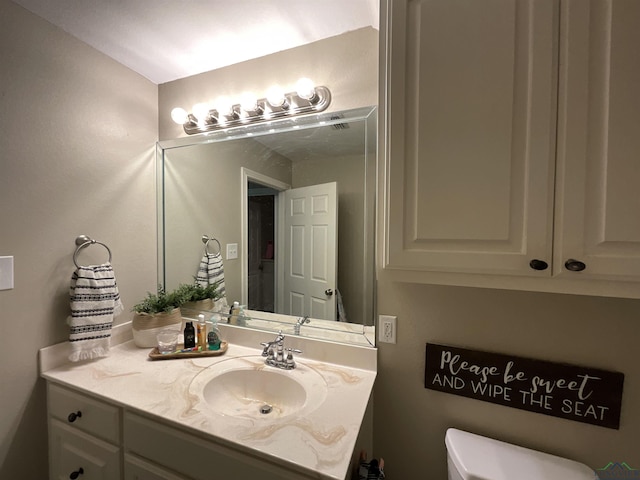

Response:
(247, 182), (277, 311)
(241, 168), (290, 310)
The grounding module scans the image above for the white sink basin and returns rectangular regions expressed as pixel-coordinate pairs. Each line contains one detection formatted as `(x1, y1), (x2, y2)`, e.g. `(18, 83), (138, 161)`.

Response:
(189, 356), (328, 420)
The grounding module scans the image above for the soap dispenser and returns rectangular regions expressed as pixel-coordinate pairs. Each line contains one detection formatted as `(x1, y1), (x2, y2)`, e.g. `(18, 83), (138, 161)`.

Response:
(207, 314), (222, 351)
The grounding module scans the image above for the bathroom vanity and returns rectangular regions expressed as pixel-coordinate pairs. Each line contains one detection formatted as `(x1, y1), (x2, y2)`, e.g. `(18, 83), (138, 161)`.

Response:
(40, 323), (376, 480)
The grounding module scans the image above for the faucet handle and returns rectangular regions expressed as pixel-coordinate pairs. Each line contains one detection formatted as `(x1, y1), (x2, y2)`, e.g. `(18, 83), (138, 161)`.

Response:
(285, 348), (303, 368)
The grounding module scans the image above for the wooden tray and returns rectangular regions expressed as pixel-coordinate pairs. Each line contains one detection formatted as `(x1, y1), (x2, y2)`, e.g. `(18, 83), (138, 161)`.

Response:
(148, 342), (228, 360)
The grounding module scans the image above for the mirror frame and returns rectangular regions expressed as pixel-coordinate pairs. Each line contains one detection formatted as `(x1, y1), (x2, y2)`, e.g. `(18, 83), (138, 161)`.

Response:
(156, 106), (377, 346)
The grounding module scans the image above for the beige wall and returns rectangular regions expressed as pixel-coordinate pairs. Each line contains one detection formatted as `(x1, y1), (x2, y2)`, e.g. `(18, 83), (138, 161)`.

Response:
(0, 1), (158, 477)
(373, 279), (640, 478)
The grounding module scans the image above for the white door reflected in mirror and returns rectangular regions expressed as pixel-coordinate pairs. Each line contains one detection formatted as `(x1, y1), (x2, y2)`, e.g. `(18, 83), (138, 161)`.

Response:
(280, 182), (337, 321)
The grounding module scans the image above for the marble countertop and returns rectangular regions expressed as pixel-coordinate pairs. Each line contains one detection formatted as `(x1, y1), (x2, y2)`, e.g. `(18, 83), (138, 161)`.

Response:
(40, 323), (377, 480)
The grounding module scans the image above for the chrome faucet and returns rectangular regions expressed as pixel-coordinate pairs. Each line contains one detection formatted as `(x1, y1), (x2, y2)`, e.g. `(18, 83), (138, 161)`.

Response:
(260, 331), (285, 357)
(260, 332), (302, 370)
(294, 315), (310, 335)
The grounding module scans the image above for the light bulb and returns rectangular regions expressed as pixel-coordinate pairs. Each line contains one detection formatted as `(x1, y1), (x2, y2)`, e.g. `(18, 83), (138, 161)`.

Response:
(240, 92), (259, 113)
(171, 107), (188, 125)
(296, 77), (316, 100)
(192, 103), (210, 122)
(215, 96), (233, 117)
(266, 86), (286, 107)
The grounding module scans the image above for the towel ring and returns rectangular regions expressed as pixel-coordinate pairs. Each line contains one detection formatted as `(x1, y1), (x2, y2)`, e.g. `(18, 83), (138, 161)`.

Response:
(202, 235), (221, 256)
(73, 235), (112, 268)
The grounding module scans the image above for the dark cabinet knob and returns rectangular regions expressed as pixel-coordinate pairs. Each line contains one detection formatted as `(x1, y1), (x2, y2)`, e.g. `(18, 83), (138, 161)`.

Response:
(67, 411), (82, 423)
(529, 259), (548, 271)
(69, 467), (84, 479)
(564, 259), (586, 272)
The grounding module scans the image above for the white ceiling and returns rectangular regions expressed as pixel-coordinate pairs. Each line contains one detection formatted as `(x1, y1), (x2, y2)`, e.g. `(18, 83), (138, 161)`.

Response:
(12, 0), (379, 85)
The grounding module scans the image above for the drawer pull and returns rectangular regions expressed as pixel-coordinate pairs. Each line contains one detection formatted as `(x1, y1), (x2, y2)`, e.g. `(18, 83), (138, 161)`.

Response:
(69, 467), (84, 479)
(529, 259), (548, 271)
(67, 411), (82, 423)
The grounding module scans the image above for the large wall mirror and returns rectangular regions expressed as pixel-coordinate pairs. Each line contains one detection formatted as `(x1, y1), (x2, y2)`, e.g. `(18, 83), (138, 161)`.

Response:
(157, 106), (376, 346)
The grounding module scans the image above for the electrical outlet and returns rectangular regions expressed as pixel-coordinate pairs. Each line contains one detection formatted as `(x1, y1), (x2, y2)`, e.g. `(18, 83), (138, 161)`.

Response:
(378, 315), (397, 344)
(226, 243), (238, 260)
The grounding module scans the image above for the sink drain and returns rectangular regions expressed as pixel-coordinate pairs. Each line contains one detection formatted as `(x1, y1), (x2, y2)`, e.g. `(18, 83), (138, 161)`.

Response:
(259, 404), (273, 415)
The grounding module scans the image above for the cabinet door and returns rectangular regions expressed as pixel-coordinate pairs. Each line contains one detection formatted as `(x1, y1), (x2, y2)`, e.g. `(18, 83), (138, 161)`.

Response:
(49, 419), (120, 480)
(124, 412), (314, 480)
(383, 0), (558, 275)
(555, 0), (640, 280)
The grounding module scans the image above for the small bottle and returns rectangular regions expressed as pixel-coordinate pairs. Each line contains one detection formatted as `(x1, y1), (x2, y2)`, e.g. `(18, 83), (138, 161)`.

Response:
(229, 301), (240, 325)
(207, 314), (222, 351)
(183, 321), (196, 349)
(237, 304), (247, 327)
(197, 314), (207, 348)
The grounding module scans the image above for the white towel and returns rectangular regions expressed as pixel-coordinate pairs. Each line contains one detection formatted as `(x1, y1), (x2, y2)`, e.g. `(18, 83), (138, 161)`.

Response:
(195, 252), (226, 299)
(68, 263), (124, 362)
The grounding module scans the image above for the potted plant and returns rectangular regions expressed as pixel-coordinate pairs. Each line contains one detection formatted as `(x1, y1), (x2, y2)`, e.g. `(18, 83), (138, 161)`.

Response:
(131, 287), (185, 348)
(176, 281), (223, 313)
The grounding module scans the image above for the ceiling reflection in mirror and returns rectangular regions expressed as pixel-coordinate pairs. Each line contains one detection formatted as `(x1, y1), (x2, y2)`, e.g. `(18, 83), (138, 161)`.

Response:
(157, 106), (376, 346)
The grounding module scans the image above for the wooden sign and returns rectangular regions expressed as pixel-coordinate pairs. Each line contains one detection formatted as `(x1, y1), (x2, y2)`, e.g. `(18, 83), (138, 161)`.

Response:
(425, 343), (624, 429)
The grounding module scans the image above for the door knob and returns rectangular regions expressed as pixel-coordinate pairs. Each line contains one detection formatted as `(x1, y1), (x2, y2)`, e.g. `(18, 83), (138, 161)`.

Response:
(325, 289), (333, 296)
(564, 259), (586, 272)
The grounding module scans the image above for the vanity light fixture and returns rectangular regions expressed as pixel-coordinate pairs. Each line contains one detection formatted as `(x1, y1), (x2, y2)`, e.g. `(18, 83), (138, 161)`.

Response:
(171, 77), (331, 135)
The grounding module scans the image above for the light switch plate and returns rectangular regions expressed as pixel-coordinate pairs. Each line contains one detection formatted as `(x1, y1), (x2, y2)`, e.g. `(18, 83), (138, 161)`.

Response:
(0, 256), (14, 290)
(226, 243), (238, 260)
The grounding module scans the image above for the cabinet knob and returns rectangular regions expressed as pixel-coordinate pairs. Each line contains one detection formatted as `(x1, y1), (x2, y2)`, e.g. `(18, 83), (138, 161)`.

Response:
(69, 467), (84, 479)
(564, 259), (586, 272)
(529, 259), (548, 271)
(67, 411), (82, 423)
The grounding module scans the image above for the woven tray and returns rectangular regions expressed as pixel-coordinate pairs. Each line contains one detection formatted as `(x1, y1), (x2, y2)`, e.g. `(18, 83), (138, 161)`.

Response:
(148, 342), (228, 360)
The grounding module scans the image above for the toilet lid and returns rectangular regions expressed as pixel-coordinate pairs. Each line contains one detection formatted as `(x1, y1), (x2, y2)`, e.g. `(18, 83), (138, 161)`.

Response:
(445, 429), (596, 480)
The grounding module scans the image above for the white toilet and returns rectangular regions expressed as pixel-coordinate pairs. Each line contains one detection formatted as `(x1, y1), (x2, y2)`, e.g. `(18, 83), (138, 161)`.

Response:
(445, 428), (596, 480)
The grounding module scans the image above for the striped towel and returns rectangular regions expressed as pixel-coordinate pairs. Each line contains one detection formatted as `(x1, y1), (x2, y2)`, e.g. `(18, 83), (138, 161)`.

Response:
(195, 252), (226, 299)
(68, 263), (124, 362)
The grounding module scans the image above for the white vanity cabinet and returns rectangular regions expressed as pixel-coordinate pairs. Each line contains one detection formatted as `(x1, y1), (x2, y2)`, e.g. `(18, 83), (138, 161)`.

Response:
(381, 0), (640, 296)
(47, 383), (327, 480)
(47, 383), (121, 479)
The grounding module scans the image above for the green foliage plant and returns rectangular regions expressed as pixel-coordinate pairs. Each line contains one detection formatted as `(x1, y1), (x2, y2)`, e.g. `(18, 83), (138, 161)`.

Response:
(175, 281), (223, 303)
(132, 287), (185, 314)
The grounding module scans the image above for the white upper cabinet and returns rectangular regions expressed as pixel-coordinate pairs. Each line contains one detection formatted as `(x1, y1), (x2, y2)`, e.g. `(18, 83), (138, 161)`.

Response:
(381, 0), (640, 297)
(554, 0), (640, 281)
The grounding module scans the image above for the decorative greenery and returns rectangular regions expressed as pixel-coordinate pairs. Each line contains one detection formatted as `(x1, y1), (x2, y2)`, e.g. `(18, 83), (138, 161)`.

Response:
(132, 287), (185, 314)
(132, 282), (223, 315)
(175, 281), (223, 303)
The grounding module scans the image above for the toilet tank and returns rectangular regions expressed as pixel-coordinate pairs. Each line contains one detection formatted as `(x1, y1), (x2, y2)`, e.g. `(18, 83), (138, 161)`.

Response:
(445, 429), (596, 480)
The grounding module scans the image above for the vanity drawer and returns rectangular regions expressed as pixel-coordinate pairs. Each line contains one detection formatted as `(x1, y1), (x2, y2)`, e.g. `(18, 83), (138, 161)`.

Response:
(48, 383), (120, 444)
(49, 419), (120, 480)
(124, 412), (313, 480)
